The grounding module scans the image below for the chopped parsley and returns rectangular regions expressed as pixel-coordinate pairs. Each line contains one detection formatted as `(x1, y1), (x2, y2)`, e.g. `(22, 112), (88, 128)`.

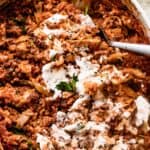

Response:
(84, 5), (89, 15)
(77, 123), (85, 130)
(51, 55), (56, 61)
(27, 141), (33, 150)
(13, 17), (27, 34)
(8, 125), (25, 135)
(56, 75), (78, 92)
(13, 17), (26, 26)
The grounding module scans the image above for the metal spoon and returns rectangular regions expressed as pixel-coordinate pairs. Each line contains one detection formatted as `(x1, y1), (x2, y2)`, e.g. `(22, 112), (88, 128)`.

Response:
(98, 28), (150, 55)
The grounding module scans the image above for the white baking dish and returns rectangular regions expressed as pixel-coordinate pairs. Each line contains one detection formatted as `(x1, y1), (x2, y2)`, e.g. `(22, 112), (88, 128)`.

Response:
(123, 0), (150, 38)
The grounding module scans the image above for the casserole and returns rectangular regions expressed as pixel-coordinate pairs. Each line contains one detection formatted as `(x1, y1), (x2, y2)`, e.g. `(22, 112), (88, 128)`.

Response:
(0, 0), (149, 149)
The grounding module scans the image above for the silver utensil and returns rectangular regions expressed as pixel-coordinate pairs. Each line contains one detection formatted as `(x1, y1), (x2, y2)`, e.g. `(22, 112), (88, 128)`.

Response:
(99, 28), (150, 55)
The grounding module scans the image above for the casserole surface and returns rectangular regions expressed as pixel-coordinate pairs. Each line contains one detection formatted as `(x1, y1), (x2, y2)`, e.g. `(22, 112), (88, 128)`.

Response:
(0, 0), (150, 149)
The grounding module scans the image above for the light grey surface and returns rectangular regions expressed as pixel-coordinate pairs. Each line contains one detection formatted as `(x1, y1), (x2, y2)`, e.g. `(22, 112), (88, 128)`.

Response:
(138, 0), (150, 20)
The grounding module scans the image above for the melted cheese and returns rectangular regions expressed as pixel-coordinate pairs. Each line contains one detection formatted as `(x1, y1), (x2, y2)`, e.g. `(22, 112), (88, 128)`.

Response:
(93, 135), (106, 149)
(76, 57), (99, 80)
(85, 121), (109, 132)
(51, 125), (71, 147)
(75, 57), (100, 95)
(36, 134), (54, 150)
(112, 138), (129, 150)
(63, 120), (109, 134)
(67, 65), (79, 77)
(128, 139), (136, 144)
(93, 100), (105, 109)
(49, 49), (58, 59)
(64, 121), (84, 132)
(67, 112), (84, 123)
(122, 111), (131, 118)
(49, 39), (64, 59)
(79, 14), (95, 27)
(112, 103), (123, 114)
(53, 39), (64, 53)
(135, 96), (150, 126)
(46, 14), (67, 23)
(42, 63), (68, 100)
(56, 111), (66, 123)
(42, 26), (66, 37)
(100, 65), (128, 84)
(70, 95), (90, 110)
(34, 26), (66, 38)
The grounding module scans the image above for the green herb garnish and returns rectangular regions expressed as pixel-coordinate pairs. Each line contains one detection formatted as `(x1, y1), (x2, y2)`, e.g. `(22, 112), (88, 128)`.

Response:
(51, 55), (56, 61)
(84, 5), (89, 15)
(27, 141), (33, 150)
(9, 126), (25, 135)
(72, 75), (78, 82)
(77, 123), (85, 130)
(13, 18), (26, 26)
(13, 17), (27, 34)
(56, 81), (73, 91)
(56, 75), (78, 92)
(20, 25), (27, 34)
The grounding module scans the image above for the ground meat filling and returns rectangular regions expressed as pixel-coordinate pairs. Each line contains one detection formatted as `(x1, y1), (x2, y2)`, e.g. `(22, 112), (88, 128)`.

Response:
(0, 0), (150, 149)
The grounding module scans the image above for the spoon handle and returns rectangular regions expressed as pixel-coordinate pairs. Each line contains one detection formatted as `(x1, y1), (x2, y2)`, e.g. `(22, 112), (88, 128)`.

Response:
(110, 41), (150, 55)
